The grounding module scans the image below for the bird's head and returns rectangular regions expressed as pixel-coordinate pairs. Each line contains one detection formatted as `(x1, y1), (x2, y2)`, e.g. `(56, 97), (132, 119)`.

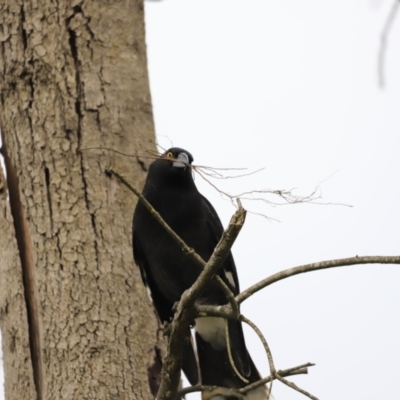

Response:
(162, 148), (194, 170)
(146, 147), (195, 187)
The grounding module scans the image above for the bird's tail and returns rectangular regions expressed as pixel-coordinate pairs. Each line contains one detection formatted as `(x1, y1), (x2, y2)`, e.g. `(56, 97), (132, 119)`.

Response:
(195, 317), (273, 400)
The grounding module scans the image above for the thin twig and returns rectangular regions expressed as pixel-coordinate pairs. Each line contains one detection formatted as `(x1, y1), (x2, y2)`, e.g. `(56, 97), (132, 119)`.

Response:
(195, 166), (352, 211)
(240, 315), (275, 374)
(240, 315), (274, 397)
(107, 168), (206, 267)
(215, 276), (239, 316)
(277, 362), (315, 376)
(225, 319), (249, 384)
(196, 165), (265, 179)
(239, 363), (314, 394)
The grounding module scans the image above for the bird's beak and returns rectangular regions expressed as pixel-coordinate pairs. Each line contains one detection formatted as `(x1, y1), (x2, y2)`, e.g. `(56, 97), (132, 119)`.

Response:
(172, 152), (189, 169)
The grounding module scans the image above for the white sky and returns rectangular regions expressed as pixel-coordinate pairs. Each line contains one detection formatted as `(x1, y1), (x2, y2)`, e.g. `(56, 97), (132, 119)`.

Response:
(144, 0), (400, 399)
(1, 1), (400, 399)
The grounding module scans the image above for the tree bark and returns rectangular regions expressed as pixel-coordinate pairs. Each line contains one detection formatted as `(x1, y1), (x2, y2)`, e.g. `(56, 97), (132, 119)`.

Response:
(0, 1), (160, 399)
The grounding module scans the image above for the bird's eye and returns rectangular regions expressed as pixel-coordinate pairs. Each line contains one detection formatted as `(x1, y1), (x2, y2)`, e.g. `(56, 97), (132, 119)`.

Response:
(166, 152), (174, 158)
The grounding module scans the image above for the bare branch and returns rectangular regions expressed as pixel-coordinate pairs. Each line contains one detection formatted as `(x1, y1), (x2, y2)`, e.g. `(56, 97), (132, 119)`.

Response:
(277, 362), (315, 376)
(106, 167), (206, 267)
(240, 315), (276, 374)
(240, 363), (315, 394)
(225, 319), (249, 384)
(240, 315), (274, 397)
(237, 255), (400, 304)
(178, 207), (247, 303)
(193, 307), (318, 399)
(215, 275), (239, 317)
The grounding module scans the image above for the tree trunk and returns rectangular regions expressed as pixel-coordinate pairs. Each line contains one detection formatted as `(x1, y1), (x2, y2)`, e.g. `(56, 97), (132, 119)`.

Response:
(0, 1), (161, 399)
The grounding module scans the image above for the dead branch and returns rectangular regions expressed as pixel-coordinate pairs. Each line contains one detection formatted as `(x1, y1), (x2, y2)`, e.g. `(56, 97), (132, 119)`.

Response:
(106, 167), (206, 267)
(194, 166), (352, 212)
(241, 363), (315, 393)
(237, 255), (400, 304)
(240, 315), (274, 397)
(215, 275), (240, 319)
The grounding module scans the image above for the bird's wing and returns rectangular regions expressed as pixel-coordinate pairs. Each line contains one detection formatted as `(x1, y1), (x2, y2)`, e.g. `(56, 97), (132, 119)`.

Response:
(133, 232), (200, 385)
(200, 195), (241, 293)
(199, 195), (251, 377)
(133, 233), (173, 322)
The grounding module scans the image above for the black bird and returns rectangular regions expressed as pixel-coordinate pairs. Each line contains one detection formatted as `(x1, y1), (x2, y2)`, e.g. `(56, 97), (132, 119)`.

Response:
(133, 148), (270, 400)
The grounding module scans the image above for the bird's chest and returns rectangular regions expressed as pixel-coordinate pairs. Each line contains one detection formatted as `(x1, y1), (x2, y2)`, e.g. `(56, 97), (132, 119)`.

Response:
(138, 192), (212, 300)
(150, 190), (207, 245)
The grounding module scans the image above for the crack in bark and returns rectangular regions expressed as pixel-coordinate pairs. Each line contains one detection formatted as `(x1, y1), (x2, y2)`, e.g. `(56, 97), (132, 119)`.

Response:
(67, 7), (99, 264)
(55, 234), (62, 261)
(67, 10), (88, 212)
(1, 139), (44, 400)
(20, 5), (28, 50)
(26, 76), (34, 136)
(44, 166), (53, 233)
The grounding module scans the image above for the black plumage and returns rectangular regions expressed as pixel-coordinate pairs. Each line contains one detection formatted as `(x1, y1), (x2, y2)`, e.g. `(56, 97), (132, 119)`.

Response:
(133, 148), (269, 399)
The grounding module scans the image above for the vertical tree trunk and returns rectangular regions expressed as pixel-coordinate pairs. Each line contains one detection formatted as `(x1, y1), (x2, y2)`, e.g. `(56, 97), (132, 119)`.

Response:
(0, 1), (160, 399)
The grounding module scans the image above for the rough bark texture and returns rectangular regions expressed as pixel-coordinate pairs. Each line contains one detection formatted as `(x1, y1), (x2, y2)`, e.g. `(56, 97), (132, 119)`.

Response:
(0, 1), (161, 399)
(0, 164), (37, 400)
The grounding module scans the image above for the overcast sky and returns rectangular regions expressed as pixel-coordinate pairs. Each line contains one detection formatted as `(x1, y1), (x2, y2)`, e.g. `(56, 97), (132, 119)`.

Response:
(143, 1), (400, 399)
(1, 1), (400, 399)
